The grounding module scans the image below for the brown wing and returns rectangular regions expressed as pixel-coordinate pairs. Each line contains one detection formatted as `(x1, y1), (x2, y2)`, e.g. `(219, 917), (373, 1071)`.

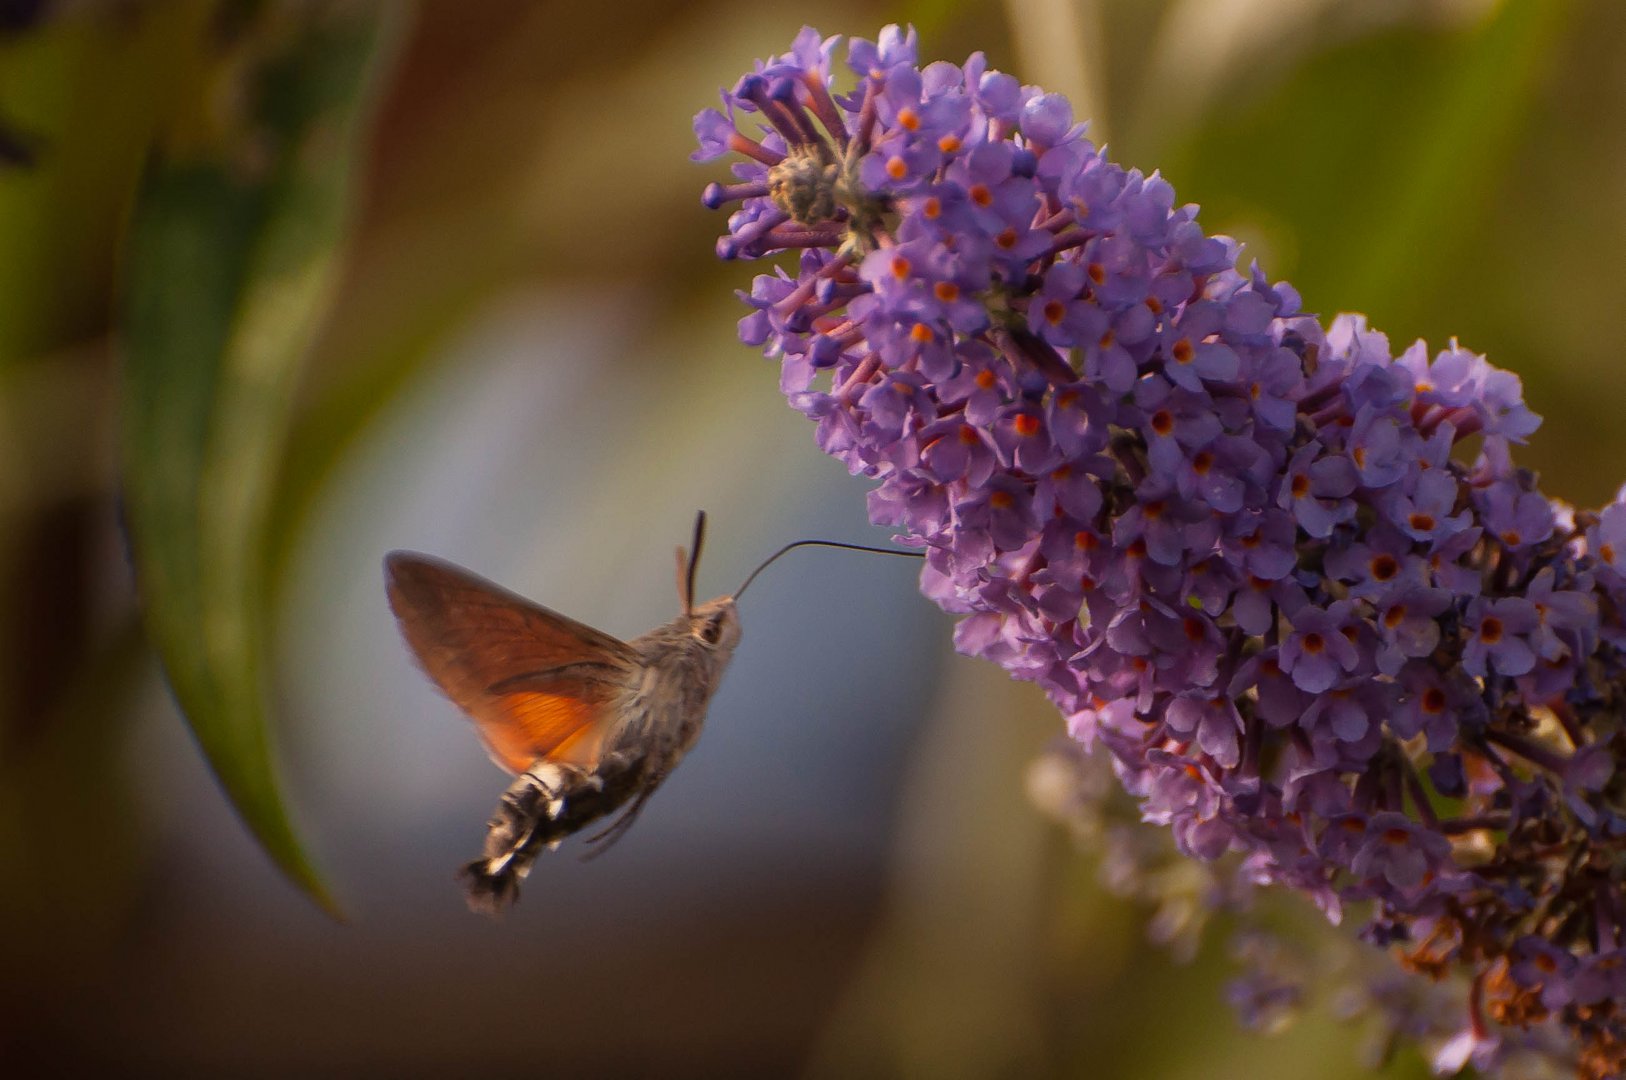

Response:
(384, 551), (642, 773)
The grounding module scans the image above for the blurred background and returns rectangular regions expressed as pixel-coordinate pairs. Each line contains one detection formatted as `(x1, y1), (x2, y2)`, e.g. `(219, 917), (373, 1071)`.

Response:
(0, 0), (1619, 1076)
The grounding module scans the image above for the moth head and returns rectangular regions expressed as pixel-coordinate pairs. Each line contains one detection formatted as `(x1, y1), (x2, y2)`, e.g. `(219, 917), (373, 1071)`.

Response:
(671, 511), (740, 655)
(689, 595), (742, 654)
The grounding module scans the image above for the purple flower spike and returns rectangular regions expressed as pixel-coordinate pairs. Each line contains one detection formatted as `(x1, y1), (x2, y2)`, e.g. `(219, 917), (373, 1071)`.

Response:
(698, 25), (1623, 1075)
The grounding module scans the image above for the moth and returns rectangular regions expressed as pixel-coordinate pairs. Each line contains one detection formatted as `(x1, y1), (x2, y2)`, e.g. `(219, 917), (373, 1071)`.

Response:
(385, 512), (917, 914)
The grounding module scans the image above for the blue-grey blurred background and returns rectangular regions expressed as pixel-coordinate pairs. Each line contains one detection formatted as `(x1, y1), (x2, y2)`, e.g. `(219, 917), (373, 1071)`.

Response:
(0, 0), (1618, 1076)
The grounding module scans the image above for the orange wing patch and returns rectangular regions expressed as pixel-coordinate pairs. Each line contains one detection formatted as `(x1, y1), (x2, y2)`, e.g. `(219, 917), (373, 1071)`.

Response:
(474, 688), (616, 773)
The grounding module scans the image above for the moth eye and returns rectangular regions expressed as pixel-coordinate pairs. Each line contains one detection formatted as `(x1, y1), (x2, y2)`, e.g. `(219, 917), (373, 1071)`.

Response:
(700, 616), (724, 644)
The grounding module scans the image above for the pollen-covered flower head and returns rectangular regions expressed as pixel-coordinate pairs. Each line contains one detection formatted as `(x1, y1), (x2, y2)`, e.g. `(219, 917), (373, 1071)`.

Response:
(699, 25), (1626, 1076)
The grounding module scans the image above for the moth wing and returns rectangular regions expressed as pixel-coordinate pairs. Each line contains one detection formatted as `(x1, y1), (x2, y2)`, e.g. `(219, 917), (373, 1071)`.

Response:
(384, 551), (642, 773)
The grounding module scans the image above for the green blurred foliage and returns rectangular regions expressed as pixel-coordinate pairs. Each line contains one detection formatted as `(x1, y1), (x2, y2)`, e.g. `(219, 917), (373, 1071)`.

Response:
(1160, 0), (1567, 323)
(120, 0), (401, 913)
(0, 2), (209, 364)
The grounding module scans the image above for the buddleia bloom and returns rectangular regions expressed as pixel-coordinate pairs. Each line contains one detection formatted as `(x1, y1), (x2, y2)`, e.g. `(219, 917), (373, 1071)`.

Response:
(698, 25), (1626, 1077)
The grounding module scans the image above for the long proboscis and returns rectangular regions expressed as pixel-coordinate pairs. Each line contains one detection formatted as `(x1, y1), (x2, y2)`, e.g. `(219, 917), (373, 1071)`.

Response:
(733, 537), (925, 601)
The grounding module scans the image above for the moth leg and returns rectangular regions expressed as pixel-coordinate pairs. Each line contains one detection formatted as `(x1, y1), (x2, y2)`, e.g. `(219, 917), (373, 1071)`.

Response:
(579, 768), (664, 861)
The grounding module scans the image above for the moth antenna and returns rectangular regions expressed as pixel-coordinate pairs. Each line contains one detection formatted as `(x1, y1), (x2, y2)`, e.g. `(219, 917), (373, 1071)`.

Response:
(682, 510), (707, 616)
(674, 546), (690, 615)
(733, 537), (925, 600)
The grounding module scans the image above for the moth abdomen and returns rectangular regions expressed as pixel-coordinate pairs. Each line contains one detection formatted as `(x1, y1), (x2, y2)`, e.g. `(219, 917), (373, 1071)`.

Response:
(459, 754), (651, 914)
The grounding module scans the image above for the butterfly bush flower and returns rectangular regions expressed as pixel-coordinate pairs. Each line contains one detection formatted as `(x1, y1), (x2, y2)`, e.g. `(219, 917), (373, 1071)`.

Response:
(699, 26), (1626, 1077)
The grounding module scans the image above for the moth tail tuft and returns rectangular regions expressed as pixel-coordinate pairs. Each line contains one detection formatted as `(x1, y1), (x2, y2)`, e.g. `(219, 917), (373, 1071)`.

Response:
(458, 860), (522, 916)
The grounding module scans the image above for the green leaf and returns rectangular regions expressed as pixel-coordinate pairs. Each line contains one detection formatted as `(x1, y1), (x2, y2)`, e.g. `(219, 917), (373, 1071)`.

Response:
(119, 3), (401, 914)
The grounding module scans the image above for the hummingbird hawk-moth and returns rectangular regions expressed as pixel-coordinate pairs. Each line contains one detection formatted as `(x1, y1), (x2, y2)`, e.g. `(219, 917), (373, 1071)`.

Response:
(385, 512), (917, 914)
